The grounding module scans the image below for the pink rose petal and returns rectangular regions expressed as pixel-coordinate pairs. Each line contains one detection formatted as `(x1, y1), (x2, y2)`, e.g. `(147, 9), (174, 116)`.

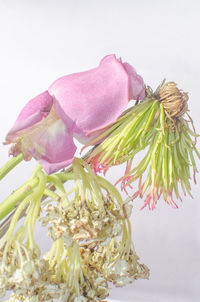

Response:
(5, 99), (76, 174)
(49, 54), (145, 142)
(5, 91), (53, 143)
(123, 62), (145, 101)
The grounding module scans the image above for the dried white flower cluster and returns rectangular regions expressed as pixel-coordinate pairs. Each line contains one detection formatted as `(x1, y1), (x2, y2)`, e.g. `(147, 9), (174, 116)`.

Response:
(2, 159), (149, 301)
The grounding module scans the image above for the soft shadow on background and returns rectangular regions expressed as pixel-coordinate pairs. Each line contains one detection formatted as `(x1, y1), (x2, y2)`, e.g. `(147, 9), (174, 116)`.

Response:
(0, 1), (200, 301)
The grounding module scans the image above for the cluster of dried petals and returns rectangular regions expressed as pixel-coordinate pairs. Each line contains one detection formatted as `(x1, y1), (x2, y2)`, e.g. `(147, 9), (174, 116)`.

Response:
(2, 160), (149, 301)
(0, 243), (62, 301)
(7, 281), (70, 302)
(0, 261), (12, 297)
(2, 250), (73, 301)
(39, 161), (148, 300)
(89, 238), (149, 285)
(40, 197), (125, 244)
(41, 238), (110, 301)
(40, 158), (131, 243)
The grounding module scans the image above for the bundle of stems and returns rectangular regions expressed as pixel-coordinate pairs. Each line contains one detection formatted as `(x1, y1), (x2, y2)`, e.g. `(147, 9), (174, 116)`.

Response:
(85, 81), (199, 209)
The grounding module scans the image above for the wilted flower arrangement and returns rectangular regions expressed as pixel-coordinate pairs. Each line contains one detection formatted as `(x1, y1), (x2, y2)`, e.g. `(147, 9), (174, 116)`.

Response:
(0, 55), (199, 301)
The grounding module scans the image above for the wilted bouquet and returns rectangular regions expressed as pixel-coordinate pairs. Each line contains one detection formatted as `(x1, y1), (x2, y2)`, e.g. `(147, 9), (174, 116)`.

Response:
(0, 55), (199, 301)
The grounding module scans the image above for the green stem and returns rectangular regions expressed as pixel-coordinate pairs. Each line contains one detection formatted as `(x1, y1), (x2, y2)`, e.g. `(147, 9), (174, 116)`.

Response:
(0, 148), (95, 239)
(0, 176), (39, 221)
(44, 188), (60, 201)
(0, 154), (24, 181)
(6, 193), (33, 237)
(28, 171), (46, 249)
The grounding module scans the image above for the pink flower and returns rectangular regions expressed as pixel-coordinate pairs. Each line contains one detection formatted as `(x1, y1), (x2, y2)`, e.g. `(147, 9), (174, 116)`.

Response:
(48, 54), (145, 142)
(5, 55), (145, 174)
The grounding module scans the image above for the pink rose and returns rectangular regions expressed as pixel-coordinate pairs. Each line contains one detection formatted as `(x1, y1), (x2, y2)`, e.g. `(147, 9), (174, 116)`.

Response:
(49, 54), (145, 142)
(5, 55), (145, 174)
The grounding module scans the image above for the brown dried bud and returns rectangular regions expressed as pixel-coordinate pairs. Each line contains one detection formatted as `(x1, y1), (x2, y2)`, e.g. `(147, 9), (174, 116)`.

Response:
(157, 80), (188, 119)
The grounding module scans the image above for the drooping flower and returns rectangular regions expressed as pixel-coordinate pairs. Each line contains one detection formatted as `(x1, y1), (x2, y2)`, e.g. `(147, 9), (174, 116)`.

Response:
(86, 81), (200, 209)
(48, 54), (145, 143)
(5, 55), (145, 173)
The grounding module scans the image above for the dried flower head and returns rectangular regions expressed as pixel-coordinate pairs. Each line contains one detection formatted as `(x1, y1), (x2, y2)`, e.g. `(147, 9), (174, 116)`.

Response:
(158, 80), (188, 119)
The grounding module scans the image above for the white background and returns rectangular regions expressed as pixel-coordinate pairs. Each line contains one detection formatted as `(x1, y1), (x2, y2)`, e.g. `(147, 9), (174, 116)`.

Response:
(0, 0), (200, 301)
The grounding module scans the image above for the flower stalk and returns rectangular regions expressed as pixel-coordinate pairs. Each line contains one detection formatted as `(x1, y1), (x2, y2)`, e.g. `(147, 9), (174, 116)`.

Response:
(0, 153), (23, 181)
(0, 165), (45, 222)
(0, 176), (38, 222)
(0, 166), (46, 255)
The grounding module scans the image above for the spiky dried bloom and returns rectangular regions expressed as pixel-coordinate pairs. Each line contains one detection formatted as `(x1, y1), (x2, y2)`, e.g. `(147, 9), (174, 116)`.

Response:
(85, 82), (199, 209)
